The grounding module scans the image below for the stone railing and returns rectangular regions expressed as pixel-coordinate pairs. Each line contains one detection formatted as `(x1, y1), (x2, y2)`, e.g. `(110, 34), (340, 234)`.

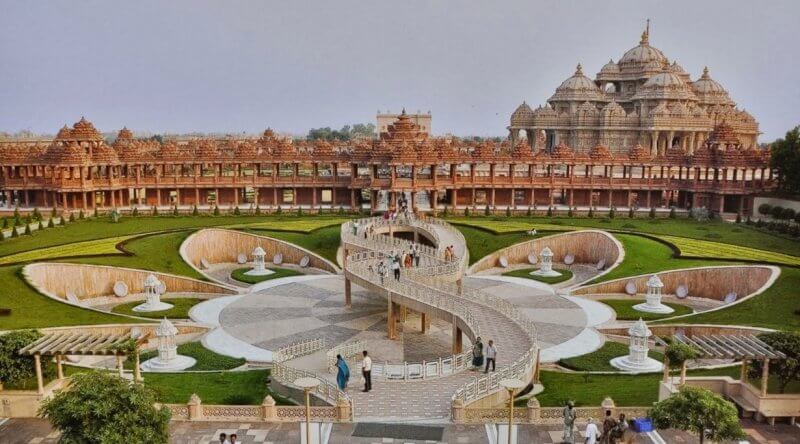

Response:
(273, 337), (325, 363)
(450, 348), (537, 405)
(453, 396), (649, 425)
(326, 340), (367, 373)
(165, 393), (350, 423)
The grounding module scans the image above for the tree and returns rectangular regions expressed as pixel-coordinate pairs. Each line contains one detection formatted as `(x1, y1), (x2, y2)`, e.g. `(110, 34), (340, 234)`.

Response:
(758, 203), (772, 217)
(649, 386), (744, 444)
(78, 209), (84, 220)
(771, 205), (784, 219)
(749, 331), (800, 393)
(665, 342), (701, 382)
(307, 123), (376, 141)
(39, 371), (170, 444)
(0, 330), (46, 385)
(608, 206), (615, 219)
(782, 207), (796, 221)
(770, 126), (800, 194)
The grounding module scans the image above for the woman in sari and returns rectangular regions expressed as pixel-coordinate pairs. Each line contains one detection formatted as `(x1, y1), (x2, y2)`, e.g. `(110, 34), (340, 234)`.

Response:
(336, 354), (350, 390)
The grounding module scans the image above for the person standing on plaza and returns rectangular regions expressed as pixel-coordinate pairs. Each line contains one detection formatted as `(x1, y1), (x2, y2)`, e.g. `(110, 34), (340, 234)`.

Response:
(601, 410), (618, 444)
(218, 432), (230, 444)
(392, 256), (401, 281)
(335, 354), (350, 390)
(562, 401), (576, 443)
(361, 350), (372, 392)
(584, 418), (599, 444)
(229, 434), (238, 444)
(472, 336), (484, 369)
(484, 339), (496, 373)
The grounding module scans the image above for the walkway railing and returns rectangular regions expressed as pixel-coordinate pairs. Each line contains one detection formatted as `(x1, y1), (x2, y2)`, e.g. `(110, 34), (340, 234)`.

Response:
(273, 337), (325, 363)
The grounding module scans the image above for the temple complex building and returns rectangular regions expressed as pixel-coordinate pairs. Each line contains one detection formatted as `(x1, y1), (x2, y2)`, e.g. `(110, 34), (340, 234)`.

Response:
(0, 25), (774, 215)
(509, 22), (760, 155)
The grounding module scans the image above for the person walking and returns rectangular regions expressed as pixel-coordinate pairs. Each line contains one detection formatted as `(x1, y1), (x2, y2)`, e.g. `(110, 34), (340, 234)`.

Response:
(612, 413), (629, 444)
(392, 257), (401, 281)
(584, 418), (599, 444)
(562, 401), (576, 443)
(361, 350), (372, 392)
(335, 354), (350, 390)
(484, 340), (496, 373)
(411, 244), (419, 267)
(601, 410), (618, 444)
(472, 336), (484, 369)
(377, 261), (387, 285)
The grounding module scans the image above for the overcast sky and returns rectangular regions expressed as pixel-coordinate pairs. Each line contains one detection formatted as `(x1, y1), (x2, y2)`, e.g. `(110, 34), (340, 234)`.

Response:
(1, 0), (797, 141)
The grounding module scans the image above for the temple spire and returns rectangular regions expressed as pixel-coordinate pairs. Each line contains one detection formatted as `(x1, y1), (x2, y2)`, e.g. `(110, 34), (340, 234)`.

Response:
(640, 18), (650, 45)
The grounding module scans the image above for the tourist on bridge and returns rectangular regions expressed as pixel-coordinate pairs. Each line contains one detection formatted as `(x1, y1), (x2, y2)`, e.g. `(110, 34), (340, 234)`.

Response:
(335, 354), (350, 390)
(392, 256), (401, 281)
(404, 251), (413, 268)
(562, 401), (576, 443)
(472, 336), (484, 369)
(411, 244), (419, 267)
(377, 261), (387, 285)
(484, 339), (497, 373)
(361, 350), (372, 392)
(352, 219), (359, 236)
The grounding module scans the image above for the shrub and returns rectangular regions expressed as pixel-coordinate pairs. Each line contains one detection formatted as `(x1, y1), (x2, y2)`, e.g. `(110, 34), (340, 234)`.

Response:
(13, 207), (20, 220)
(567, 207), (573, 217)
(151, 206), (158, 216)
(10, 227), (18, 237)
(172, 206), (179, 216)
(505, 206), (512, 217)
(24, 223), (31, 235)
(628, 207), (635, 218)
(735, 213), (742, 223)
(275, 205), (281, 215)
(32, 207), (41, 221)
(526, 207), (532, 217)
(51, 207), (58, 218)
(608, 206), (615, 219)
(295, 206), (301, 216)
(781, 208), (796, 221)
(131, 207), (139, 217)
(669, 207), (676, 219)
(464, 207), (470, 217)
(78, 209), (85, 220)
(757, 203), (772, 217)
(587, 207), (594, 218)
(38, 220), (44, 231)
(0, 330), (47, 385)
(213, 205), (221, 216)
(770, 205), (784, 219)
(649, 207), (657, 218)
(69, 213), (75, 222)
(192, 205), (199, 216)
(233, 206), (241, 216)
(547, 206), (553, 217)
(484, 205), (491, 216)
(443, 206), (449, 216)
(59, 216), (66, 226)
(39, 371), (171, 444)
(255, 205), (262, 215)
(1, 218), (7, 229)
(13, 216), (20, 227)
(0, 231), (4, 241)
(93, 207), (99, 218)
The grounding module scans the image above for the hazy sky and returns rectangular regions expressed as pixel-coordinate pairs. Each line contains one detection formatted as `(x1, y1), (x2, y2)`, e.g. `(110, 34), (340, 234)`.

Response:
(1, 0), (798, 140)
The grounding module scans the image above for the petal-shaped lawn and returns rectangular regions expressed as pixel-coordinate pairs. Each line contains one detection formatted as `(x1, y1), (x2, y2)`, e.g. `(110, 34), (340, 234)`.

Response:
(0, 235), (136, 265)
(658, 235), (800, 266)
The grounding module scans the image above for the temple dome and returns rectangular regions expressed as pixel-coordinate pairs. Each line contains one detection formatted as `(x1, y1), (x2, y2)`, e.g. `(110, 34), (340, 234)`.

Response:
(549, 64), (605, 102)
(619, 25), (667, 65)
(692, 67), (726, 93)
(643, 70), (685, 88)
(510, 101), (534, 126)
(558, 64), (599, 91)
(600, 59), (619, 74)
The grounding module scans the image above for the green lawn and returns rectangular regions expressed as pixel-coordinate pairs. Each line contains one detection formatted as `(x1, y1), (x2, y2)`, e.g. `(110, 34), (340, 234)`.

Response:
(230, 267), (303, 284)
(143, 370), (292, 405)
(243, 225), (341, 264)
(657, 234), (800, 266)
(592, 233), (736, 284)
(0, 234), (136, 265)
(529, 366), (740, 407)
(502, 267), (573, 284)
(558, 341), (664, 372)
(454, 225), (561, 265)
(600, 298), (694, 321)
(111, 297), (204, 319)
(125, 341), (245, 371)
(447, 216), (800, 257)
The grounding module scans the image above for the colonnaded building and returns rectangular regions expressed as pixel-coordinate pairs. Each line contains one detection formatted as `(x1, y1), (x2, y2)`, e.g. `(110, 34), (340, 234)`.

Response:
(0, 25), (774, 214)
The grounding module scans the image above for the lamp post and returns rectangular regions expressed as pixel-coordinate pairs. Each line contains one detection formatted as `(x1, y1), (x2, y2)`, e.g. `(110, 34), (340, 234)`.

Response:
(499, 378), (526, 444)
(294, 377), (321, 444)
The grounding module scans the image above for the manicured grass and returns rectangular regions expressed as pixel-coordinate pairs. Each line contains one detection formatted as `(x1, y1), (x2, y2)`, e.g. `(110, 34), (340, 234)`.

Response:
(502, 267), (573, 284)
(125, 341), (245, 371)
(0, 234), (136, 265)
(659, 266), (800, 331)
(530, 366), (740, 407)
(446, 216), (800, 257)
(0, 215), (347, 258)
(558, 341), (664, 372)
(0, 265), (140, 329)
(243, 225), (341, 264)
(230, 267), (303, 284)
(658, 234), (800, 266)
(600, 298), (694, 321)
(68, 231), (205, 280)
(592, 233), (735, 284)
(111, 297), (204, 319)
(237, 217), (350, 231)
(454, 224), (562, 265)
(143, 370), (294, 405)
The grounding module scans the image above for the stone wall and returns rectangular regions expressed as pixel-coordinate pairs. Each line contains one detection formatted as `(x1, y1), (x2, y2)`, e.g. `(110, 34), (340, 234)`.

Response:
(468, 230), (622, 275)
(181, 228), (338, 274)
(571, 265), (779, 303)
(23, 263), (236, 301)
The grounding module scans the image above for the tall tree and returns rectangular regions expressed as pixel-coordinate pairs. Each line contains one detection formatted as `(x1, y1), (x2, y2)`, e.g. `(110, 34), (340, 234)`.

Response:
(0, 329), (45, 386)
(770, 126), (800, 194)
(649, 386), (744, 444)
(39, 371), (171, 443)
(749, 331), (800, 393)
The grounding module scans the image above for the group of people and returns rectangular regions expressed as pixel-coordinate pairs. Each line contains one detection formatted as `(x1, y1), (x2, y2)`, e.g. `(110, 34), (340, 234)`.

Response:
(443, 244), (456, 262)
(372, 247), (421, 283)
(563, 404), (630, 444)
(470, 337), (498, 373)
(217, 433), (238, 444)
(334, 350), (372, 393)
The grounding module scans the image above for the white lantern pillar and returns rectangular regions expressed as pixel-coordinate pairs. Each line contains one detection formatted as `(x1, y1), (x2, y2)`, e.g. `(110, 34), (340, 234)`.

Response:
(140, 317), (196, 372)
(634, 274), (674, 314)
(133, 274), (173, 312)
(531, 246), (561, 277)
(609, 318), (663, 372)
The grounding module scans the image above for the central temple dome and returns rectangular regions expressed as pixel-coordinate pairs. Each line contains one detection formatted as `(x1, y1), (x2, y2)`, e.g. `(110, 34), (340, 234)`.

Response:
(619, 25), (667, 66)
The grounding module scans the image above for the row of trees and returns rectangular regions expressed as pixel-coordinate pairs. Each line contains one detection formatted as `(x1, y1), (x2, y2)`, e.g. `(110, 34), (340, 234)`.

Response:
(307, 123), (375, 141)
(770, 126), (800, 194)
(757, 203), (800, 223)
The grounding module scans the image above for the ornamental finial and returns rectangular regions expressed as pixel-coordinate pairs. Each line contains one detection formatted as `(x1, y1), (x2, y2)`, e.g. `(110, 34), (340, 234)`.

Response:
(640, 19), (650, 45)
(575, 63), (583, 76)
